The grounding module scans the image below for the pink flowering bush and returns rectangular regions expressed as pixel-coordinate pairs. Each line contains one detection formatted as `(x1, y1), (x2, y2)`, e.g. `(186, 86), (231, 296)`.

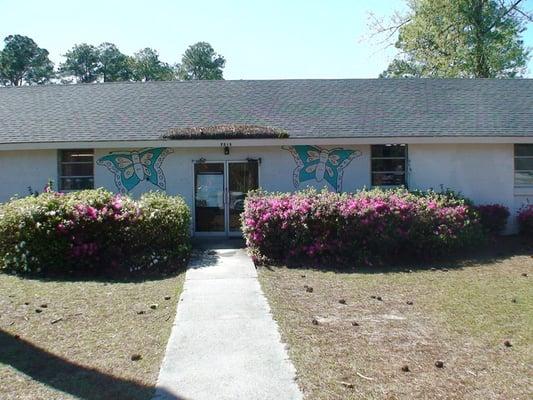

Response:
(0, 189), (190, 276)
(517, 204), (533, 237)
(242, 188), (485, 266)
(475, 204), (510, 234)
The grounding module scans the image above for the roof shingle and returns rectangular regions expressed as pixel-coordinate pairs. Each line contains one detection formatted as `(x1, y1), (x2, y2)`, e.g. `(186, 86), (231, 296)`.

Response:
(0, 78), (531, 144)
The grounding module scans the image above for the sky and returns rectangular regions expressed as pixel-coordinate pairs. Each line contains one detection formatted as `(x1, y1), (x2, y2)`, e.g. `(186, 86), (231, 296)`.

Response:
(1, 0), (532, 79)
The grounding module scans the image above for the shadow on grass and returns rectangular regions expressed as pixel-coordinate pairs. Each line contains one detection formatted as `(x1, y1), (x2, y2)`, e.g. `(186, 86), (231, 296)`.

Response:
(3, 238), (246, 283)
(259, 235), (533, 275)
(0, 329), (188, 400)
(0, 254), (191, 284)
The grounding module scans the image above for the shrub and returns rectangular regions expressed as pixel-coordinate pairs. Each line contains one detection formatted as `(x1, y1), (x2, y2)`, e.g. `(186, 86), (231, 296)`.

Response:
(0, 189), (191, 276)
(517, 204), (533, 238)
(242, 188), (485, 266)
(476, 204), (510, 234)
(164, 124), (289, 139)
(411, 187), (474, 207)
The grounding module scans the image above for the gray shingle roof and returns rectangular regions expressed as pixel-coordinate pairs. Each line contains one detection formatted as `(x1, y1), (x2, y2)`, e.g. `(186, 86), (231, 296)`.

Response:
(0, 79), (532, 144)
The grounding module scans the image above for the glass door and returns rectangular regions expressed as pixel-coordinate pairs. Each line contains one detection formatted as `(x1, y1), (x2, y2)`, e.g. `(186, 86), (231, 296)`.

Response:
(194, 163), (225, 233)
(194, 160), (259, 236)
(228, 161), (259, 235)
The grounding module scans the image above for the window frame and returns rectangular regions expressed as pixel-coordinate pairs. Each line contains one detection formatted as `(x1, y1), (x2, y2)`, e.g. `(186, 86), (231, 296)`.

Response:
(514, 144), (533, 187)
(370, 144), (408, 188)
(58, 149), (95, 192)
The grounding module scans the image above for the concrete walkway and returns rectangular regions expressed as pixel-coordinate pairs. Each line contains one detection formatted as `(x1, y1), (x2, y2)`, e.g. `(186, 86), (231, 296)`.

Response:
(153, 245), (303, 400)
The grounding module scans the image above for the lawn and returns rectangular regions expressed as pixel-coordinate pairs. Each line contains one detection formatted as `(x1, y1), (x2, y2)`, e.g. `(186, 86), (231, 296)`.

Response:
(259, 237), (533, 400)
(0, 272), (185, 400)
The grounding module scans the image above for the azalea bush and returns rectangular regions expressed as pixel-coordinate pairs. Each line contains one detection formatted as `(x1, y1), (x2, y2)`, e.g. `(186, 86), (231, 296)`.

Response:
(0, 189), (191, 276)
(476, 204), (510, 234)
(242, 188), (485, 266)
(517, 204), (533, 238)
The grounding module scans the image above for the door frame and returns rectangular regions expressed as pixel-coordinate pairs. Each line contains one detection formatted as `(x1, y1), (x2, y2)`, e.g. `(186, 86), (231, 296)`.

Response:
(192, 159), (260, 237)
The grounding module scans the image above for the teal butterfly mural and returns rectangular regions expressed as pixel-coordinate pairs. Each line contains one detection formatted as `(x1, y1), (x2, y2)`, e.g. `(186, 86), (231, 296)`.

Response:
(283, 145), (361, 192)
(97, 148), (173, 193)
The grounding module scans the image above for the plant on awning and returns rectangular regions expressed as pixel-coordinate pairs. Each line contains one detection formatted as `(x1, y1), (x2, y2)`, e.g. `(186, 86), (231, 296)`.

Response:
(163, 124), (289, 139)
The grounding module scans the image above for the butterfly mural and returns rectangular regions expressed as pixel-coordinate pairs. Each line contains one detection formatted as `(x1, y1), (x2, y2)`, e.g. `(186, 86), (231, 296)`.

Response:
(283, 145), (361, 192)
(97, 148), (173, 193)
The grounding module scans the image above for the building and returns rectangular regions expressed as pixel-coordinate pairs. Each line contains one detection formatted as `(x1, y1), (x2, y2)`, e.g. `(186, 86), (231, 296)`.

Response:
(0, 79), (532, 235)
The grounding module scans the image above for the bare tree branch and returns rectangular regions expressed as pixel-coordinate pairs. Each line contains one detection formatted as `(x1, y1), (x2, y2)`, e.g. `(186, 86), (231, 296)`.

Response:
(366, 10), (411, 45)
(514, 7), (533, 22)
(485, 0), (527, 33)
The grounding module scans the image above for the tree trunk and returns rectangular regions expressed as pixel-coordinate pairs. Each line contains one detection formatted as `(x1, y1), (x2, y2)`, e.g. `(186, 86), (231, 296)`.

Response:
(473, 0), (491, 77)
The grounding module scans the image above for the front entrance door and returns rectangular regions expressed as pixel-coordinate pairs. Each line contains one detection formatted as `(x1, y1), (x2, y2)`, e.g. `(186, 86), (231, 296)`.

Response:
(194, 160), (259, 236)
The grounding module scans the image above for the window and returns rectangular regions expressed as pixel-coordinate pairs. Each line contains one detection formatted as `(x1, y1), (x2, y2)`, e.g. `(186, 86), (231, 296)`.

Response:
(59, 149), (94, 191)
(371, 144), (407, 186)
(515, 144), (533, 186)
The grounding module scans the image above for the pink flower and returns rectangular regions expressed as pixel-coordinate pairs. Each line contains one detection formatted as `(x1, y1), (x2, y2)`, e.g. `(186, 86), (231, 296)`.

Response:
(85, 206), (98, 220)
(56, 223), (68, 234)
(112, 196), (123, 211)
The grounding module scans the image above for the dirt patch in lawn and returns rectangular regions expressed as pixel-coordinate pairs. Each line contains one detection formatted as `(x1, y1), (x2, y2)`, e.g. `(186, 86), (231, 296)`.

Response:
(259, 238), (533, 400)
(0, 272), (184, 400)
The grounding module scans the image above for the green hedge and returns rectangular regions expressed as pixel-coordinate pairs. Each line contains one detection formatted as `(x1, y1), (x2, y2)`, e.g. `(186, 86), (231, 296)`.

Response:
(0, 189), (191, 276)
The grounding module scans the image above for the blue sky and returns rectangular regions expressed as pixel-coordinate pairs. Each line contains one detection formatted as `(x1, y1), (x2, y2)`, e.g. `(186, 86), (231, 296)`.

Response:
(1, 0), (532, 79)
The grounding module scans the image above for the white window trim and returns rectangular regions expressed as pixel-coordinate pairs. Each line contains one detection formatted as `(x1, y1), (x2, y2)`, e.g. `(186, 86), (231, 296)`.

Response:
(514, 145), (533, 188)
(58, 149), (95, 192)
(370, 145), (408, 188)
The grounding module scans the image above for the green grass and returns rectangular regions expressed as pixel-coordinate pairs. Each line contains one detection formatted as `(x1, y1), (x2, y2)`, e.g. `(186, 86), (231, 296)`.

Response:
(259, 238), (533, 400)
(0, 272), (184, 400)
